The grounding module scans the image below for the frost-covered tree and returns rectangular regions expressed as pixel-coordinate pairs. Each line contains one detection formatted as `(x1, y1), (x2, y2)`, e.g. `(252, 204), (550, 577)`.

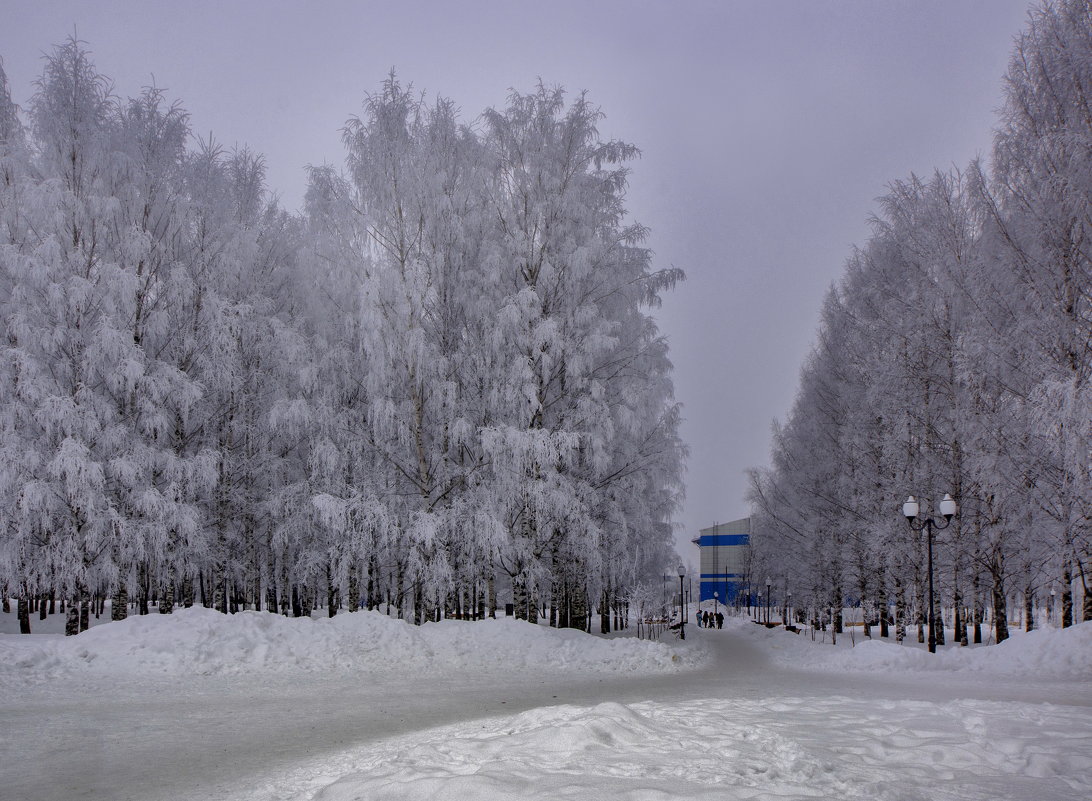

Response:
(0, 57), (34, 629)
(751, 0), (1092, 644)
(293, 80), (683, 628)
(978, 0), (1092, 622)
(0, 40), (308, 627)
(338, 80), (491, 622)
(480, 85), (682, 625)
(0, 38), (684, 632)
(3, 39), (126, 626)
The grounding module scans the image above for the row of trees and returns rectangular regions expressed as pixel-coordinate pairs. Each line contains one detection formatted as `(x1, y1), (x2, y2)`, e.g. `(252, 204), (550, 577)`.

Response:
(749, 0), (1091, 645)
(0, 42), (684, 634)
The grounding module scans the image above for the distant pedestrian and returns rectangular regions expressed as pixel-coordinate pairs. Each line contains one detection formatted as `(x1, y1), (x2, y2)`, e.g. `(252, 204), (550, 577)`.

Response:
(696, 609), (702, 627)
(716, 611), (724, 629)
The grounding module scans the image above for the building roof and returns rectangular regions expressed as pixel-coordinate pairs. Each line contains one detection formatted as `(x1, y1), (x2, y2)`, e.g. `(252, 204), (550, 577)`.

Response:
(698, 517), (750, 537)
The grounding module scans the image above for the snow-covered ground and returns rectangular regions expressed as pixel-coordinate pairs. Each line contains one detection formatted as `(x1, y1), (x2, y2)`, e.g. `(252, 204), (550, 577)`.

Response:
(1, 607), (1089, 800)
(305, 695), (1091, 801)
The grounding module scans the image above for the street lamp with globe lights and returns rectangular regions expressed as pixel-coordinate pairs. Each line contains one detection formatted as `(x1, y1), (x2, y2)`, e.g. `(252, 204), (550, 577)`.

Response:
(902, 493), (957, 653)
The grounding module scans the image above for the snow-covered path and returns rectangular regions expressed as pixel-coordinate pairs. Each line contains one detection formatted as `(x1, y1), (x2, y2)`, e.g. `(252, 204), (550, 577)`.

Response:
(2, 617), (1090, 800)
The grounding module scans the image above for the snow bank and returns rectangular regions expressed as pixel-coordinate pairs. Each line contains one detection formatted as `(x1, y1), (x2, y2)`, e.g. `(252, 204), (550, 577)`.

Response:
(736, 617), (1092, 680)
(0, 607), (702, 683)
(298, 695), (1092, 801)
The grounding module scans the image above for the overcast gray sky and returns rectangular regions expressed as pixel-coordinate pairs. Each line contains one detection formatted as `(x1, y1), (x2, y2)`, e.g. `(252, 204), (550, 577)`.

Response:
(1, 0), (1033, 563)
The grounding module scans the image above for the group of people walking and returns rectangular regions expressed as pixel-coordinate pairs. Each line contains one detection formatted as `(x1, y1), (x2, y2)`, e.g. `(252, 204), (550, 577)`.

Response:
(696, 609), (723, 629)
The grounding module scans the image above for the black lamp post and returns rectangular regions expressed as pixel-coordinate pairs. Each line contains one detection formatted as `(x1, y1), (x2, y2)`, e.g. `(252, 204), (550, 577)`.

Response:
(765, 577), (771, 625)
(903, 493), (957, 654)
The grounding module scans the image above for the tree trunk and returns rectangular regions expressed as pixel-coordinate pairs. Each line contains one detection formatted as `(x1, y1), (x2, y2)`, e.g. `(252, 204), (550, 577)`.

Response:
(972, 565), (983, 644)
(139, 563), (150, 615)
(571, 584), (588, 632)
(526, 583), (539, 624)
(291, 584), (302, 617)
(878, 570), (889, 638)
(513, 576), (528, 621)
(327, 564), (337, 619)
(300, 584), (313, 618)
(833, 584), (843, 634)
(278, 563), (290, 616)
(1024, 585), (1035, 632)
(600, 587), (610, 634)
(65, 602), (80, 636)
(1077, 561), (1091, 622)
(954, 585), (966, 645)
(413, 584), (424, 625)
(266, 545), (279, 613)
(18, 596), (31, 634)
(934, 604), (945, 646)
(395, 563), (406, 619)
(894, 575), (906, 642)
(557, 579), (570, 628)
(112, 583), (128, 621)
(160, 570), (175, 615)
(213, 571), (227, 615)
(992, 577), (1009, 644)
(278, 567), (290, 616)
(347, 565), (359, 614)
(1061, 563), (1073, 628)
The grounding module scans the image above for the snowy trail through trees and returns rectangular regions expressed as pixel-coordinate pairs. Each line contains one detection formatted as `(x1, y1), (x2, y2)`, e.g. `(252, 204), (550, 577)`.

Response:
(2, 622), (1089, 801)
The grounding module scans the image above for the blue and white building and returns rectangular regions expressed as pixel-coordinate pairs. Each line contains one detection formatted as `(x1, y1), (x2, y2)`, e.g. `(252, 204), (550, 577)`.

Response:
(693, 517), (751, 604)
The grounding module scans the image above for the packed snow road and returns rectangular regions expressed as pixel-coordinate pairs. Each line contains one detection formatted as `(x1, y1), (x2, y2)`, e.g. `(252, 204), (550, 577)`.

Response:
(1, 612), (1090, 800)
